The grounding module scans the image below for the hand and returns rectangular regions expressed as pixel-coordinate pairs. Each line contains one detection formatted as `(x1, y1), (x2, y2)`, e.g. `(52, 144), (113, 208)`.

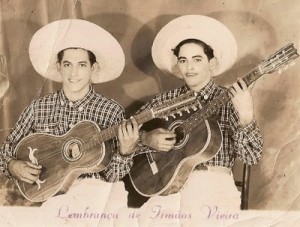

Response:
(229, 78), (254, 126)
(118, 117), (139, 156)
(141, 128), (176, 152)
(8, 159), (42, 184)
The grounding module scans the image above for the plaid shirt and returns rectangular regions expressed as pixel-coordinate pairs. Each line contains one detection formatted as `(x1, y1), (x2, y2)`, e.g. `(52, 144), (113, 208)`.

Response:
(136, 79), (263, 167)
(0, 86), (133, 182)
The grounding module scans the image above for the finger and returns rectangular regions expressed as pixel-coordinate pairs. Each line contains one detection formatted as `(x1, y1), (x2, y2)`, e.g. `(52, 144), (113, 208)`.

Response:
(27, 167), (42, 176)
(118, 124), (124, 140)
(232, 82), (242, 92)
(164, 138), (176, 145)
(130, 117), (139, 134)
(21, 172), (39, 184)
(125, 120), (133, 135)
(19, 177), (35, 184)
(158, 145), (174, 152)
(228, 86), (236, 98)
(162, 133), (176, 140)
(238, 78), (248, 90)
(25, 161), (42, 169)
(158, 128), (174, 134)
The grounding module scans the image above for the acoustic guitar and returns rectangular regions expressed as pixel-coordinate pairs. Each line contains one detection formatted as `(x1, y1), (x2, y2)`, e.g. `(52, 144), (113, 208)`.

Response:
(15, 91), (200, 202)
(129, 43), (299, 197)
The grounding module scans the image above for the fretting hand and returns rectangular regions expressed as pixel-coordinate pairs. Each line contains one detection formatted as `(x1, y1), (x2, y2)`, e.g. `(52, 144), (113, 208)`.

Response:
(229, 78), (254, 126)
(140, 128), (176, 152)
(118, 117), (139, 156)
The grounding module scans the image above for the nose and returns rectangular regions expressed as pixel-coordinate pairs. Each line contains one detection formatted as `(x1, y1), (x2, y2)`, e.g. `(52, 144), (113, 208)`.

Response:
(70, 66), (78, 78)
(187, 61), (195, 70)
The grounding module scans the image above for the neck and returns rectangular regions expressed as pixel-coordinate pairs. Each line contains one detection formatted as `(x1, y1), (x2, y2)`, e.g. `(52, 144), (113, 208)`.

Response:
(63, 86), (90, 101)
(189, 79), (211, 92)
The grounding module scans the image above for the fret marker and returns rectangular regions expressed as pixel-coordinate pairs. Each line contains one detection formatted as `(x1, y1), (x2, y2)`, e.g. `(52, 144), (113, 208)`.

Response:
(150, 161), (158, 175)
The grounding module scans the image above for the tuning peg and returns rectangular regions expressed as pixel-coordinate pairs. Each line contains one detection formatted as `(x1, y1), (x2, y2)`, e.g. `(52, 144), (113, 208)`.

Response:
(185, 108), (190, 113)
(192, 106), (197, 111)
(177, 111), (183, 116)
(171, 114), (176, 119)
(163, 116), (169, 121)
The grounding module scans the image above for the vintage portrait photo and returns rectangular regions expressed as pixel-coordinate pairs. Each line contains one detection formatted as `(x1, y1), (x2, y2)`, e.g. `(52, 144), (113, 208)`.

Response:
(0, 0), (299, 226)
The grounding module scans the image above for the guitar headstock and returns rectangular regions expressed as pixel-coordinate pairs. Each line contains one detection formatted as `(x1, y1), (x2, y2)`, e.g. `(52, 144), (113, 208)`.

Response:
(259, 43), (299, 75)
(152, 91), (199, 120)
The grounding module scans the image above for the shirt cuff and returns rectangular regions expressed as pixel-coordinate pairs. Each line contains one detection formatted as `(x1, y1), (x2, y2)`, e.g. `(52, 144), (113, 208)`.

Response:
(116, 152), (134, 163)
(240, 119), (257, 133)
(2, 157), (15, 180)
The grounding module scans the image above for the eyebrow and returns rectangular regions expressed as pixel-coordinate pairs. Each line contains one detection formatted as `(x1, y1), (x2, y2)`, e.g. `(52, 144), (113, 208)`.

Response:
(178, 55), (203, 60)
(62, 60), (88, 64)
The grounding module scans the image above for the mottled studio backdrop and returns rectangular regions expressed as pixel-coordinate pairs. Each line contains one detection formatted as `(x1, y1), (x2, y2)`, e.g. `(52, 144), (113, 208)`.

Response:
(0, 0), (299, 210)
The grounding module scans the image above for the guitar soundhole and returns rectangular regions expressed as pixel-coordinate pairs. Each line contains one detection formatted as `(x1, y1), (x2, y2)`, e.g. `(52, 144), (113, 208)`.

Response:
(63, 139), (84, 162)
(168, 121), (189, 150)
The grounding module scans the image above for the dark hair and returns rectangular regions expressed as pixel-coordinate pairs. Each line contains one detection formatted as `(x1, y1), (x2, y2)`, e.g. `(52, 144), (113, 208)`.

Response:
(57, 47), (97, 65)
(172, 39), (214, 60)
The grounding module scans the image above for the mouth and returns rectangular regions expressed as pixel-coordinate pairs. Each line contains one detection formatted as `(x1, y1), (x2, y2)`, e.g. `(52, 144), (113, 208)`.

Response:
(68, 79), (81, 83)
(186, 73), (197, 77)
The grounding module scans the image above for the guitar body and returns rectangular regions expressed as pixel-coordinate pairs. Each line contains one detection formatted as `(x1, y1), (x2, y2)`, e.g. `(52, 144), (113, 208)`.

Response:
(15, 121), (112, 202)
(129, 114), (222, 197)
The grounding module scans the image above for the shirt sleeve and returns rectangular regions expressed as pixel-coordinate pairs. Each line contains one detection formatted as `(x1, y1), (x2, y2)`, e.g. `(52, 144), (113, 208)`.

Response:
(100, 107), (134, 182)
(229, 102), (263, 165)
(0, 102), (35, 179)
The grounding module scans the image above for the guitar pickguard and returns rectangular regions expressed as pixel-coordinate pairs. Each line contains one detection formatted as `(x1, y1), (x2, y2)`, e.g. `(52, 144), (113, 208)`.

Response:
(28, 147), (46, 190)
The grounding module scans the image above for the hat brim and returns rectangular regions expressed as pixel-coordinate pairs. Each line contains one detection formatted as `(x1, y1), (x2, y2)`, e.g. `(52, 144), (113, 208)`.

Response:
(151, 15), (237, 77)
(29, 19), (125, 83)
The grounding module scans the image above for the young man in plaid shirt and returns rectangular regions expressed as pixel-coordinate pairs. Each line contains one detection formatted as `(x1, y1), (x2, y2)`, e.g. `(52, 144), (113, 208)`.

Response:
(0, 19), (138, 225)
(134, 15), (263, 226)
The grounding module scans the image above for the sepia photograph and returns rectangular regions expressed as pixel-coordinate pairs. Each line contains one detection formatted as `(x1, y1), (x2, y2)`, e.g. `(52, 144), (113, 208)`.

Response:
(0, 0), (299, 226)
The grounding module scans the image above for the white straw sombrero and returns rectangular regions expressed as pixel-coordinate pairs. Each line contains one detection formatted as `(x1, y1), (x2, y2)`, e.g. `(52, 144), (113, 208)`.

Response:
(29, 19), (125, 83)
(152, 15), (237, 77)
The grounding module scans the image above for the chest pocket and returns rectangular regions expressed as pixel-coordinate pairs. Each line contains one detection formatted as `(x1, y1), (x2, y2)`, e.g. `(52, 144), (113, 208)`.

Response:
(34, 122), (66, 135)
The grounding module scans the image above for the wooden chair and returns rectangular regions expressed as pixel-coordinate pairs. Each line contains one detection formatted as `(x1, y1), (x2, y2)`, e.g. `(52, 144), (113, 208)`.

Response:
(234, 164), (251, 210)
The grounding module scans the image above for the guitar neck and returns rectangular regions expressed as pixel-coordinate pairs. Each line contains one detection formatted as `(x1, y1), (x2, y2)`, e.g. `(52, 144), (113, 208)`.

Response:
(95, 110), (154, 143)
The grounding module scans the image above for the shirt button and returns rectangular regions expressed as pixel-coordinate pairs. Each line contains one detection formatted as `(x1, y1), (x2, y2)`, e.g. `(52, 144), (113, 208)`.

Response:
(69, 123), (74, 129)
(78, 106), (84, 112)
(69, 102), (73, 107)
(61, 101), (65, 106)
(204, 95), (209, 100)
(45, 127), (50, 132)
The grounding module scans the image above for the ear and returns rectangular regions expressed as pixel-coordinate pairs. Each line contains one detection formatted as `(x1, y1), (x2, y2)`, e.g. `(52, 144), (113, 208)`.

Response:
(91, 62), (99, 72)
(209, 57), (218, 72)
(172, 64), (183, 79)
(56, 62), (61, 71)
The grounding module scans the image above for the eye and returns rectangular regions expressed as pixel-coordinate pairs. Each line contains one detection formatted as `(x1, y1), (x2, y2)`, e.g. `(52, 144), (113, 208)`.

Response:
(194, 58), (202, 62)
(63, 63), (70, 67)
(178, 59), (186, 64)
(79, 63), (87, 67)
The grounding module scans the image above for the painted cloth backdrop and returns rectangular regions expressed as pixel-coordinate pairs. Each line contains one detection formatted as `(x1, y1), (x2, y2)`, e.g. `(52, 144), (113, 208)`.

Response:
(0, 0), (300, 212)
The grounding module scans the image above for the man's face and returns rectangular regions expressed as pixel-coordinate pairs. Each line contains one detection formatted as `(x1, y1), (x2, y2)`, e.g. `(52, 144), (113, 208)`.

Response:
(176, 43), (214, 92)
(57, 48), (95, 100)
